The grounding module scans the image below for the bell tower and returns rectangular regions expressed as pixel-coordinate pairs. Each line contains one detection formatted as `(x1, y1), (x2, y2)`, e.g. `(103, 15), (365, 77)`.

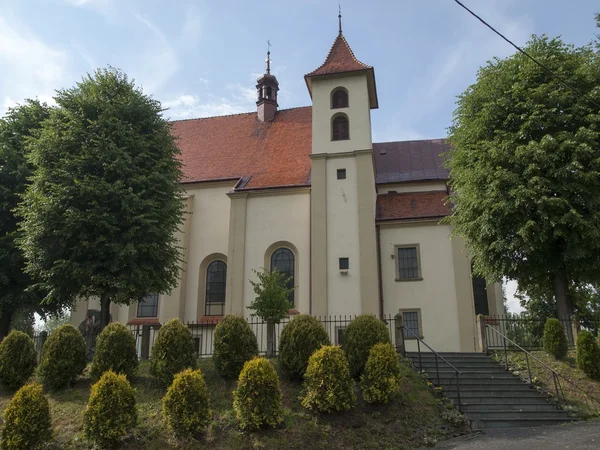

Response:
(256, 44), (279, 122)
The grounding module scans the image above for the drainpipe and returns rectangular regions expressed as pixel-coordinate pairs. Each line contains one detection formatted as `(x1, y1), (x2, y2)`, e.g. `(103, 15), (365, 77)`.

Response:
(376, 223), (384, 319)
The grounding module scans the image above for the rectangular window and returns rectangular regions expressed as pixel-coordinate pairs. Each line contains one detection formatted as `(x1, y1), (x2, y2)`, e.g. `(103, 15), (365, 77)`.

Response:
(337, 168), (346, 179)
(339, 257), (349, 270)
(137, 293), (159, 318)
(400, 309), (422, 339)
(395, 244), (422, 281)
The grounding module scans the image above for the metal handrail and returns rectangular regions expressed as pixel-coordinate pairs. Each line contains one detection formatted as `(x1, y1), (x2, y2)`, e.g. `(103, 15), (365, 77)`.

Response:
(485, 324), (568, 407)
(401, 325), (463, 411)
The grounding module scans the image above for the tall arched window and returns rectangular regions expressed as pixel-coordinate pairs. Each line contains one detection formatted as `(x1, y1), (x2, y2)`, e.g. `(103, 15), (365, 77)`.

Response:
(206, 260), (227, 316)
(332, 115), (349, 141)
(270, 248), (295, 306)
(331, 88), (349, 109)
(472, 263), (489, 316)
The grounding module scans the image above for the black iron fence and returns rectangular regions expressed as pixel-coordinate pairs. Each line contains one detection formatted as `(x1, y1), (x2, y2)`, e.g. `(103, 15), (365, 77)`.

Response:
(484, 315), (576, 350)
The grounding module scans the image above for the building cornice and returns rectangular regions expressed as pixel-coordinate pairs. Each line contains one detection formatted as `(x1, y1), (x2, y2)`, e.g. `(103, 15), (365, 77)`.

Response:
(377, 217), (447, 227)
(228, 186), (311, 199)
(310, 148), (373, 160)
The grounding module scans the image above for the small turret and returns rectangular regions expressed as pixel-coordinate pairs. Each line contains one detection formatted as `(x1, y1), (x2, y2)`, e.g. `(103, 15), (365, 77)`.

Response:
(256, 44), (279, 122)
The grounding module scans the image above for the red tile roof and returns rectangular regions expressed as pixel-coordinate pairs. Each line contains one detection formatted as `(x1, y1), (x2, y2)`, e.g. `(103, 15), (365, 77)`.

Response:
(376, 191), (451, 221)
(305, 33), (372, 77)
(171, 106), (312, 190)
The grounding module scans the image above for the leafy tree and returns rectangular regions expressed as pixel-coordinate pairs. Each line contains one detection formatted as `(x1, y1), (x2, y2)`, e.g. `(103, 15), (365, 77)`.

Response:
(38, 311), (71, 334)
(248, 268), (292, 357)
(448, 35), (600, 321)
(0, 100), (53, 339)
(18, 68), (184, 328)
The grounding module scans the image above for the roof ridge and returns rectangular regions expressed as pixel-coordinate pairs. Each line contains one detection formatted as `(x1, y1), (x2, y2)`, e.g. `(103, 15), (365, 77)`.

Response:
(168, 105), (311, 124)
(373, 138), (448, 145)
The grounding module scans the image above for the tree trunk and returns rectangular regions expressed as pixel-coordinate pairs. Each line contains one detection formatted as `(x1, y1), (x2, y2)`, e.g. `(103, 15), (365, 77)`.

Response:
(266, 321), (275, 358)
(100, 294), (111, 329)
(0, 310), (14, 341)
(553, 268), (574, 343)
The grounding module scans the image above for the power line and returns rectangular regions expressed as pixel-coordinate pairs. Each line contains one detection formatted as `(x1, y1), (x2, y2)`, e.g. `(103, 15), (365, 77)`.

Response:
(453, 0), (600, 109)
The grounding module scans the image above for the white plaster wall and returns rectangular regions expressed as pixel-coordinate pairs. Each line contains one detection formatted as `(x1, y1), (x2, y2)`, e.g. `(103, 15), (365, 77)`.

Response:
(311, 73), (372, 155)
(183, 182), (235, 321)
(326, 156), (362, 316)
(378, 181), (447, 194)
(380, 223), (463, 352)
(243, 192), (310, 316)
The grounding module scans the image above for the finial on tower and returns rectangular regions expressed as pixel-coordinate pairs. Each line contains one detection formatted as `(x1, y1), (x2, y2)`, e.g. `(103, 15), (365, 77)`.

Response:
(338, 5), (342, 34)
(266, 40), (272, 74)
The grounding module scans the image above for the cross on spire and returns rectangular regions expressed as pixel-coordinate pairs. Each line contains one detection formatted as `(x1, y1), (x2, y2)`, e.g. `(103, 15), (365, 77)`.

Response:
(338, 5), (342, 34)
(266, 40), (272, 74)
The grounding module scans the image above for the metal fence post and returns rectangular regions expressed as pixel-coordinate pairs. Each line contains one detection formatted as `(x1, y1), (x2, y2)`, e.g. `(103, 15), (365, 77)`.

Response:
(394, 313), (404, 355)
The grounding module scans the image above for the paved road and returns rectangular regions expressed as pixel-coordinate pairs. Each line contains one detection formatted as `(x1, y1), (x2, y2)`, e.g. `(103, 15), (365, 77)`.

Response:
(437, 421), (600, 449)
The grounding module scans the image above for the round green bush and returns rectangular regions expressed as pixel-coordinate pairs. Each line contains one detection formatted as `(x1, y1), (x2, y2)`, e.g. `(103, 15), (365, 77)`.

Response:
(543, 318), (568, 359)
(360, 343), (402, 404)
(38, 324), (87, 390)
(233, 357), (283, 430)
(83, 370), (137, 448)
(343, 315), (391, 378)
(0, 382), (52, 450)
(577, 330), (600, 379)
(91, 322), (138, 380)
(150, 319), (197, 386)
(301, 345), (356, 413)
(0, 331), (37, 390)
(278, 315), (330, 379)
(213, 315), (258, 379)
(162, 369), (211, 438)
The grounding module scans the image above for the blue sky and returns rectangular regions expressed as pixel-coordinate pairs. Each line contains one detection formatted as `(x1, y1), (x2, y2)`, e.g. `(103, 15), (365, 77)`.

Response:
(2, 0), (599, 312)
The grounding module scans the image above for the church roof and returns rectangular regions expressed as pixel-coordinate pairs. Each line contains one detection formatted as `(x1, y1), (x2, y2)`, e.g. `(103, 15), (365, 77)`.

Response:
(376, 191), (451, 222)
(305, 33), (372, 77)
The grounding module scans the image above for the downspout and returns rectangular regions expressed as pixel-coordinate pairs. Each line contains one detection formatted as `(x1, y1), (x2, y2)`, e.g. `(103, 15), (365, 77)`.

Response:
(309, 186), (312, 316)
(376, 223), (384, 319)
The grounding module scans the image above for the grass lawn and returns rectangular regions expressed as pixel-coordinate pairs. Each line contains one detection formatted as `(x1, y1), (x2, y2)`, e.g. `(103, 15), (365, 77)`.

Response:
(0, 357), (469, 449)
(493, 349), (600, 418)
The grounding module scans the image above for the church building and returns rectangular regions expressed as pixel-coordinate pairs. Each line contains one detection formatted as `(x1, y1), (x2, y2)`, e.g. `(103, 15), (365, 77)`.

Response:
(71, 20), (503, 352)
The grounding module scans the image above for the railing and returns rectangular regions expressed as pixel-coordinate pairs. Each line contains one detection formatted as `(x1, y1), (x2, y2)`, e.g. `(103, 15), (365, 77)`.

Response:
(400, 325), (463, 411)
(485, 324), (569, 408)
(484, 315), (576, 349)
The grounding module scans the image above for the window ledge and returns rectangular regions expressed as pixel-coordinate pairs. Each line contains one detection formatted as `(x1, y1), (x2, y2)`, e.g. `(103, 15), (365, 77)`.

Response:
(127, 318), (160, 325)
(395, 277), (423, 282)
(287, 309), (300, 316)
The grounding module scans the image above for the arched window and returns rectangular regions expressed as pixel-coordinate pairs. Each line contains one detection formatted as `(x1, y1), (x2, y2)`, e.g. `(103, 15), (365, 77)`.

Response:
(472, 263), (489, 316)
(266, 86), (273, 99)
(206, 260), (227, 316)
(331, 88), (349, 109)
(332, 115), (349, 141)
(270, 248), (295, 306)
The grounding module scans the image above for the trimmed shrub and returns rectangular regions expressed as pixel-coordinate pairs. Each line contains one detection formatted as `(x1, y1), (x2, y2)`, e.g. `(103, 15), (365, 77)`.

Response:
(233, 357), (283, 430)
(1, 383), (52, 450)
(91, 322), (138, 380)
(361, 343), (402, 404)
(213, 315), (258, 379)
(83, 370), (137, 448)
(38, 324), (87, 390)
(577, 330), (600, 379)
(162, 369), (211, 438)
(543, 318), (568, 359)
(0, 331), (37, 390)
(301, 345), (356, 413)
(343, 315), (391, 378)
(279, 315), (330, 379)
(150, 319), (197, 386)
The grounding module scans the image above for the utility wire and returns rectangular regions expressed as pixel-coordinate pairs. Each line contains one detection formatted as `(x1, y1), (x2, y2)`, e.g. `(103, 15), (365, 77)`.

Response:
(454, 0), (600, 109)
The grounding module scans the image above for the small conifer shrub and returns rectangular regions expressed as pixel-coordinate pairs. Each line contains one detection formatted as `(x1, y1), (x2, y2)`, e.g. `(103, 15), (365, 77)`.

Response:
(0, 331), (37, 390)
(343, 315), (391, 378)
(150, 319), (197, 386)
(38, 324), (87, 390)
(576, 330), (600, 379)
(543, 318), (568, 359)
(91, 322), (138, 380)
(213, 315), (258, 379)
(361, 343), (402, 404)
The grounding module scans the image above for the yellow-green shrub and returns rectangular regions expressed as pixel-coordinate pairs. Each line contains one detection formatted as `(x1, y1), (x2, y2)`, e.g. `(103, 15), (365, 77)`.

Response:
(38, 324), (87, 390)
(360, 343), (401, 404)
(233, 357), (283, 430)
(577, 330), (600, 379)
(213, 315), (258, 379)
(150, 319), (197, 386)
(278, 315), (330, 379)
(162, 369), (211, 438)
(543, 318), (568, 359)
(301, 345), (355, 413)
(0, 383), (51, 450)
(0, 331), (37, 390)
(343, 315), (391, 378)
(91, 322), (138, 380)
(83, 370), (137, 448)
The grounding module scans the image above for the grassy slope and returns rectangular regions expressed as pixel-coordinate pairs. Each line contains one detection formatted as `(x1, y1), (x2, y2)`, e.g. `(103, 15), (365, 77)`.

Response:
(494, 350), (600, 418)
(0, 358), (468, 449)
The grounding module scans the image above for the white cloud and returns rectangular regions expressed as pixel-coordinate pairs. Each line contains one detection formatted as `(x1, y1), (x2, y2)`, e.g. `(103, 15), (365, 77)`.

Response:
(64, 0), (118, 22)
(163, 94), (249, 120)
(0, 16), (68, 114)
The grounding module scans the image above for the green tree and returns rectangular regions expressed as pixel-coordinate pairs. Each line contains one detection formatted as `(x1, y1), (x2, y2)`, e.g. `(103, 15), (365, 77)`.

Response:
(0, 100), (53, 339)
(448, 35), (600, 321)
(248, 268), (292, 357)
(18, 68), (184, 328)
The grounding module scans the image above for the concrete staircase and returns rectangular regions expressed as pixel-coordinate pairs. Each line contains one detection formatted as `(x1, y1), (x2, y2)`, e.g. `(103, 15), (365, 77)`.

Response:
(406, 352), (575, 429)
